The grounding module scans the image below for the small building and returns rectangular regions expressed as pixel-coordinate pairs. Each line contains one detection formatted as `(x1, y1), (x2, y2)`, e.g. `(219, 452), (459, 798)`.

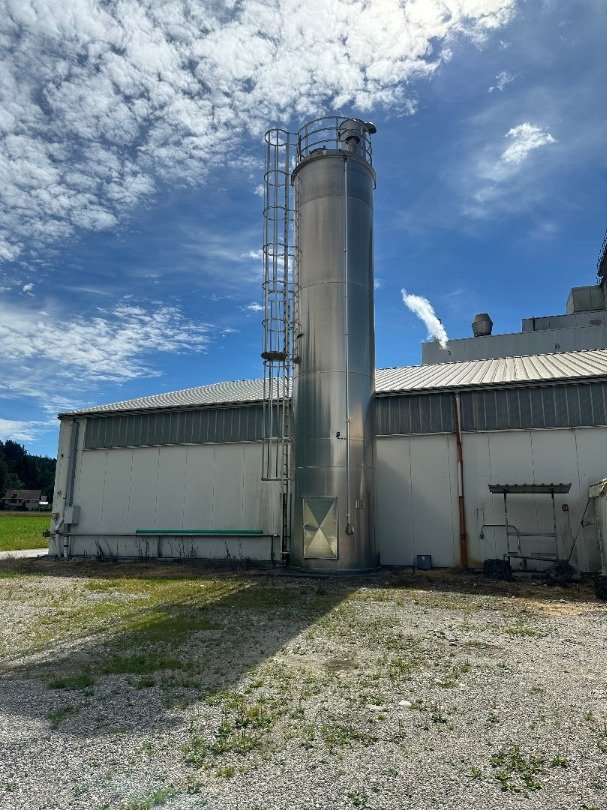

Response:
(1, 489), (44, 511)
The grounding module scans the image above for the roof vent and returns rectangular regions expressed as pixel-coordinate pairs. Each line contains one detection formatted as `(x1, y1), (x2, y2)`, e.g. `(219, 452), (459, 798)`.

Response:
(472, 313), (493, 337)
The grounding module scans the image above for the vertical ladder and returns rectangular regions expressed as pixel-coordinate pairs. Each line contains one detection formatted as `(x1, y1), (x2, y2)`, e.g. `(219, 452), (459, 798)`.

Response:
(261, 129), (295, 556)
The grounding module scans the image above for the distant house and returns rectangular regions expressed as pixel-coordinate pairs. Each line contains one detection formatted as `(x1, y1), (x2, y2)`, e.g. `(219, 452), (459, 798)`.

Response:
(0, 489), (49, 511)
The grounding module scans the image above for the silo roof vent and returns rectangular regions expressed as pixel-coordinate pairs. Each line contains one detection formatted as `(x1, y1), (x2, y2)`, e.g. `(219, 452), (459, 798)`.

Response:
(472, 313), (493, 337)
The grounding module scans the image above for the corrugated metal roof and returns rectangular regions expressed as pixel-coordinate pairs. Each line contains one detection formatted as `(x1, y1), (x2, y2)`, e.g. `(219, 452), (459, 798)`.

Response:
(62, 348), (607, 416)
(376, 348), (607, 393)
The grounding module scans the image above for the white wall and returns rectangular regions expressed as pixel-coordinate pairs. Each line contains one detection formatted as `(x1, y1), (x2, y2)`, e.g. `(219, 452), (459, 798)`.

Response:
(377, 427), (606, 571)
(50, 422), (282, 561)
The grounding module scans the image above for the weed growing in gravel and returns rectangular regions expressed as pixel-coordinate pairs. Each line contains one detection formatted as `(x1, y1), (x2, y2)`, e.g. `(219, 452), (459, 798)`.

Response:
(320, 722), (367, 752)
(45, 705), (79, 728)
(438, 661), (470, 688)
(505, 620), (545, 638)
(123, 786), (178, 809)
(185, 691), (284, 767)
(102, 654), (184, 675)
(48, 674), (95, 691)
(347, 789), (369, 807)
(488, 744), (566, 793)
(412, 700), (450, 727)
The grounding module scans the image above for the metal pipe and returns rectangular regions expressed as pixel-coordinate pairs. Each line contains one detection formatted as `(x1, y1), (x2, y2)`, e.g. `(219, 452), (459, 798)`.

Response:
(454, 393), (469, 568)
(344, 156), (353, 536)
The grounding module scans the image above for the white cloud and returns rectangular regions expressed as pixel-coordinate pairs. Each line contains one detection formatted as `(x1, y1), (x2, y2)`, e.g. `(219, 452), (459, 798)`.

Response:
(501, 122), (556, 165)
(0, 0), (517, 263)
(242, 250), (264, 261)
(0, 299), (212, 413)
(489, 70), (514, 92)
(0, 418), (46, 443)
(22, 283), (35, 295)
(402, 290), (448, 348)
(245, 301), (263, 312)
(460, 120), (557, 219)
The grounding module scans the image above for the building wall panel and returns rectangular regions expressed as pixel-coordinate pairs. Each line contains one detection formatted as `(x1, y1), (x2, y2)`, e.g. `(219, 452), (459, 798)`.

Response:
(155, 446), (188, 530)
(63, 441), (282, 560)
(100, 449), (133, 533)
(127, 448), (160, 533)
(376, 436), (458, 567)
(182, 445), (216, 529)
(73, 448), (108, 534)
(377, 427), (605, 572)
(376, 438), (414, 566)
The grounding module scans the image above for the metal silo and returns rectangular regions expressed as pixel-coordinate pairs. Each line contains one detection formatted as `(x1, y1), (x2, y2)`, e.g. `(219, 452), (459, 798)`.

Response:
(289, 117), (378, 570)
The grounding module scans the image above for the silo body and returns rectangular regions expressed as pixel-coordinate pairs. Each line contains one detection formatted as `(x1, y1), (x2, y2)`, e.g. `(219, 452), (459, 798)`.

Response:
(291, 136), (377, 570)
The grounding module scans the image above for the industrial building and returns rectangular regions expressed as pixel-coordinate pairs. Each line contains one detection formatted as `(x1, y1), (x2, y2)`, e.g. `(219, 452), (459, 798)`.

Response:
(50, 117), (607, 575)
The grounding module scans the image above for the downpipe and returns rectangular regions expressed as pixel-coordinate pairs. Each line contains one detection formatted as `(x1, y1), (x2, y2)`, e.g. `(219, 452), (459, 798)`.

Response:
(454, 393), (469, 568)
(343, 156), (354, 536)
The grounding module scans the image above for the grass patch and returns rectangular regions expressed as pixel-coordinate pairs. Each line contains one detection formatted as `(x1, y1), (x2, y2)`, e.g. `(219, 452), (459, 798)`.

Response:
(101, 654), (184, 675)
(124, 787), (178, 809)
(505, 620), (545, 638)
(48, 674), (96, 691)
(0, 512), (49, 551)
(490, 744), (546, 793)
(46, 705), (79, 728)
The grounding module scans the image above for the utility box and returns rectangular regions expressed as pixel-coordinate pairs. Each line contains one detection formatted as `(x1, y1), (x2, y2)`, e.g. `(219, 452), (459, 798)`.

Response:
(416, 554), (432, 570)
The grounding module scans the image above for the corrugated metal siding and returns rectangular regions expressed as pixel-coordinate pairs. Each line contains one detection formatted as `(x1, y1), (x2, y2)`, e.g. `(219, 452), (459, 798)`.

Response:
(376, 381), (607, 435)
(375, 393), (455, 435)
(459, 382), (607, 431)
(84, 404), (283, 449)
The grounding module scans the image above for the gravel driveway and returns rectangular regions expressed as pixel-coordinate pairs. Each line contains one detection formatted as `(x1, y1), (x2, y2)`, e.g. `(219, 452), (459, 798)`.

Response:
(0, 560), (605, 810)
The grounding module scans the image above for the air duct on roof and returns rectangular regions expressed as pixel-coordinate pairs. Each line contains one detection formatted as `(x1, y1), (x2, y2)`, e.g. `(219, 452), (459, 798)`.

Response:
(472, 313), (493, 337)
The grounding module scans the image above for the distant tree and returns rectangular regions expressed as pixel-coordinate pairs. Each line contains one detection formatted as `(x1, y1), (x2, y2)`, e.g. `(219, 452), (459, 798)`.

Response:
(0, 440), (55, 499)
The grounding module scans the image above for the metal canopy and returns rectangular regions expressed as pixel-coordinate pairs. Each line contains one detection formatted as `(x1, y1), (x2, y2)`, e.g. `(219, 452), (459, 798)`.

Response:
(489, 483), (571, 495)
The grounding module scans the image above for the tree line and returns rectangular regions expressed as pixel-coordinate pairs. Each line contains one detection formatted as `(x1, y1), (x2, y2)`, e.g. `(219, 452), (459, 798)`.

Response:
(0, 440), (56, 500)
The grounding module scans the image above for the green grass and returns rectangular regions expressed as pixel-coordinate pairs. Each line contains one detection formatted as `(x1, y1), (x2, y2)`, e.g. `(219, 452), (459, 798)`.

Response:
(0, 511), (50, 551)
(48, 674), (96, 691)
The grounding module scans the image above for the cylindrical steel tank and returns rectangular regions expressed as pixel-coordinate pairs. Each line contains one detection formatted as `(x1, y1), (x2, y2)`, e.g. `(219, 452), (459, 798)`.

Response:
(290, 117), (378, 571)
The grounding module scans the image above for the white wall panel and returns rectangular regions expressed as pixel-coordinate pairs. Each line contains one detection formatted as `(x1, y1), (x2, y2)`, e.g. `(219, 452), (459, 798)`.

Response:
(409, 436), (458, 567)
(127, 447), (160, 532)
(569, 429), (606, 570)
(461, 434), (494, 564)
(376, 437), (414, 566)
(100, 449), (133, 533)
(155, 446), (188, 529)
(211, 445), (245, 529)
(377, 436), (458, 567)
(528, 431), (579, 562)
(183, 445), (215, 528)
(74, 449), (108, 533)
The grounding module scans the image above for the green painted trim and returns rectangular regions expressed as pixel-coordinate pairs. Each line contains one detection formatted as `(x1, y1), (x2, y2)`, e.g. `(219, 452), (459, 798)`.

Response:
(135, 529), (264, 536)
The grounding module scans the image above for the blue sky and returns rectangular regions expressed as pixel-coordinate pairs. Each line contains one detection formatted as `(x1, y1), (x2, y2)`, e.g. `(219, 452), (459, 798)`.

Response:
(1, 0), (606, 457)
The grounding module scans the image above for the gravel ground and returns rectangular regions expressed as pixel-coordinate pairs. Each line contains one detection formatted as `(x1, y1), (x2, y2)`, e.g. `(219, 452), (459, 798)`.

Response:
(0, 560), (606, 810)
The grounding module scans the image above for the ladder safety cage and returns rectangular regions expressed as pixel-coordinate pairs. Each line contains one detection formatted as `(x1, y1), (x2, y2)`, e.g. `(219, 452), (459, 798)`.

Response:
(261, 128), (295, 485)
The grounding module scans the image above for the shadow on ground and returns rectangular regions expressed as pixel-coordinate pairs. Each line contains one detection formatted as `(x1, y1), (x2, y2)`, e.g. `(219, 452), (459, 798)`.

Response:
(0, 560), (359, 739)
(385, 566), (599, 603)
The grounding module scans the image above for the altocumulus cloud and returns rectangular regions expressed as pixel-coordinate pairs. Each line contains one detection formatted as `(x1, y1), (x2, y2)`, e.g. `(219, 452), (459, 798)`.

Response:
(500, 122), (556, 165)
(1, 0), (517, 263)
(0, 299), (211, 404)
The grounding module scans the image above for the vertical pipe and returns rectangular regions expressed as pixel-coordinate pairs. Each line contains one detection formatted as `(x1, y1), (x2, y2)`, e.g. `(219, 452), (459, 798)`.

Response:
(454, 394), (469, 568)
(343, 156), (353, 536)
